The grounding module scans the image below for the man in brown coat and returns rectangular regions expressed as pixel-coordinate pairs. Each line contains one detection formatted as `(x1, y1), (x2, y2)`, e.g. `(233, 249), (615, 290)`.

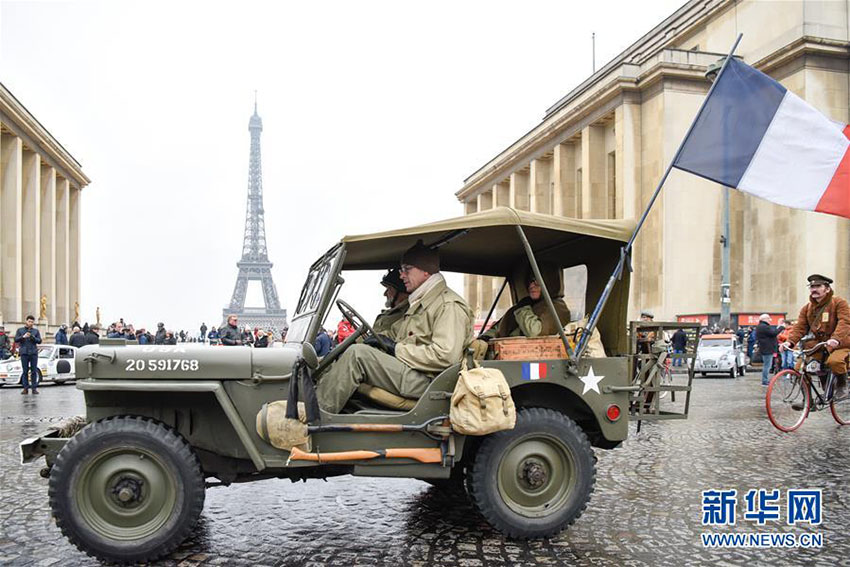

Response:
(781, 274), (850, 399)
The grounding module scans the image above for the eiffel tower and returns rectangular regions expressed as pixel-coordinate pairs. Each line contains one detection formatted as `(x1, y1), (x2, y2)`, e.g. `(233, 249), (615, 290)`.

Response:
(222, 99), (288, 331)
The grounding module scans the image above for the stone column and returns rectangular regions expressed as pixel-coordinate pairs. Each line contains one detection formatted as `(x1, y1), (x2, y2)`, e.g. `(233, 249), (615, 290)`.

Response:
(69, 185), (81, 325)
(529, 158), (552, 214)
(581, 125), (606, 218)
(615, 104), (641, 220)
(509, 169), (530, 210)
(56, 176), (70, 325)
(40, 165), (57, 326)
(493, 181), (509, 207)
(21, 150), (41, 321)
(463, 199), (479, 314)
(476, 190), (495, 317)
(552, 143), (575, 217)
(490, 181), (511, 314)
(1, 134), (23, 325)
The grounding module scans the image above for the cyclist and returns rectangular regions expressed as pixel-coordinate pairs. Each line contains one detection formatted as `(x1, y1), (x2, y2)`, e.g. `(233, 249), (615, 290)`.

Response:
(781, 274), (850, 401)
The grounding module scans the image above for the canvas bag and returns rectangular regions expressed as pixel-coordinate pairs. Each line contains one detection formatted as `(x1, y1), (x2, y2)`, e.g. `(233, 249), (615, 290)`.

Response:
(256, 400), (312, 451)
(450, 358), (516, 435)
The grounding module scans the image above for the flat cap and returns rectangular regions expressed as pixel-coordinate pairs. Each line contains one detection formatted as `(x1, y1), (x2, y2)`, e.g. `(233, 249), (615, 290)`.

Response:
(807, 274), (833, 286)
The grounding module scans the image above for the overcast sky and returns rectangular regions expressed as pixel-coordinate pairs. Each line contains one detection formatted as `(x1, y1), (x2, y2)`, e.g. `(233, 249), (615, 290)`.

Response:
(1, 0), (684, 334)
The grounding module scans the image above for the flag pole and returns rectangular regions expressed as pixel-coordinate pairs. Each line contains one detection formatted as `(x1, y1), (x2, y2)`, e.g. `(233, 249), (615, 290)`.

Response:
(575, 33), (743, 358)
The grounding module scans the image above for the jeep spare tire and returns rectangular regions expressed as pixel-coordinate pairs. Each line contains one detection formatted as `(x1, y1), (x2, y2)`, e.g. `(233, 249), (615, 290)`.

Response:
(48, 416), (205, 564)
(468, 407), (596, 538)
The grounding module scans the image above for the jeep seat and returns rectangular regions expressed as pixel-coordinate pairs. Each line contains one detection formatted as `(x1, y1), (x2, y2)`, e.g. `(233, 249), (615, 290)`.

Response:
(356, 383), (416, 411)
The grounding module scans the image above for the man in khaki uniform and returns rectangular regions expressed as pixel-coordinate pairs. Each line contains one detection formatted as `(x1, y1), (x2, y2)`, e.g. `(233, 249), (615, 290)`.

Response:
(317, 240), (473, 413)
(372, 268), (409, 336)
(781, 274), (850, 400)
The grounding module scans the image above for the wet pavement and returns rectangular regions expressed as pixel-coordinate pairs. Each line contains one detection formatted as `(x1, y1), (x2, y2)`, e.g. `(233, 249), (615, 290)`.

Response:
(1, 372), (848, 566)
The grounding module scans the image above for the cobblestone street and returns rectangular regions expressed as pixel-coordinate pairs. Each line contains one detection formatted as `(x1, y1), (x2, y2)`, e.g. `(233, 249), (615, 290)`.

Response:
(2, 372), (848, 566)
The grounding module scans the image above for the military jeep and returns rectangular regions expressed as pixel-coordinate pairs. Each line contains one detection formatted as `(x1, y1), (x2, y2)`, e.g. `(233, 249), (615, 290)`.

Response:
(21, 207), (690, 564)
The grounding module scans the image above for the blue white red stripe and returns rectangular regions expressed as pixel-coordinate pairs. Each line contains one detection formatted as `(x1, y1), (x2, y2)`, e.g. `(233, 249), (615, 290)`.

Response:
(522, 363), (547, 381)
(674, 57), (850, 219)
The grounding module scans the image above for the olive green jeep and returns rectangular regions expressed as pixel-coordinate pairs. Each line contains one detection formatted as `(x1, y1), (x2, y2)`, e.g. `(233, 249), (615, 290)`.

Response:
(20, 207), (692, 564)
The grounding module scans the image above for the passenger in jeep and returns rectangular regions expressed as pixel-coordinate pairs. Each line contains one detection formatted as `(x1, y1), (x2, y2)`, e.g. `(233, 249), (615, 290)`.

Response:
(486, 263), (571, 339)
(316, 240), (474, 413)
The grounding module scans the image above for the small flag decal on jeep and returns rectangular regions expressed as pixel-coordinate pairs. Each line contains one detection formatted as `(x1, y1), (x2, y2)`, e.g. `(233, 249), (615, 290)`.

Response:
(522, 363), (547, 381)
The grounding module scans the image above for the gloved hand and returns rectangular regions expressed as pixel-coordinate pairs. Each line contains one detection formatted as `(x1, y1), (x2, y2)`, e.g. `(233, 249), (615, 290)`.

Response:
(515, 295), (534, 308)
(364, 334), (396, 356)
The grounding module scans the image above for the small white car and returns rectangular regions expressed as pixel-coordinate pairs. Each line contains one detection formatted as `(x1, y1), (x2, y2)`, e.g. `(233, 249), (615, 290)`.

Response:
(0, 344), (77, 386)
(694, 334), (748, 378)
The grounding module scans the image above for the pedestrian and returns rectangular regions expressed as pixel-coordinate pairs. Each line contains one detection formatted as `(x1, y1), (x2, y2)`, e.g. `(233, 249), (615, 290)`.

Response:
(219, 315), (243, 346)
(54, 324), (69, 345)
(138, 328), (151, 345)
(0, 326), (11, 360)
(242, 326), (254, 347)
(69, 325), (87, 348)
(255, 329), (269, 348)
(164, 331), (177, 345)
(85, 325), (100, 345)
(208, 327), (219, 345)
(154, 323), (166, 345)
(314, 328), (332, 356)
(337, 318), (356, 345)
(777, 321), (793, 369)
(200, 322), (207, 343)
(14, 315), (42, 394)
(755, 314), (784, 385)
(671, 328), (688, 367)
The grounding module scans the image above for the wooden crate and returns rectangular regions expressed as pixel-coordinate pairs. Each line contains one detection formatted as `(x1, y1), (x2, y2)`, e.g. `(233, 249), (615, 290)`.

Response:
(490, 336), (567, 360)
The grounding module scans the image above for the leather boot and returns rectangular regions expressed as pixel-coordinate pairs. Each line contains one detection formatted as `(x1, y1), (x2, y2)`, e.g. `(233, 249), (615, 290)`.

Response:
(21, 388), (28, 395)
(834, 373), (848, 401)
(32, 388), (39, 395)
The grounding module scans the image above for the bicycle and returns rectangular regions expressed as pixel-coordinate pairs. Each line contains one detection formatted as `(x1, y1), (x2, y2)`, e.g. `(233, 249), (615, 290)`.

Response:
(765, 339), (850, 432)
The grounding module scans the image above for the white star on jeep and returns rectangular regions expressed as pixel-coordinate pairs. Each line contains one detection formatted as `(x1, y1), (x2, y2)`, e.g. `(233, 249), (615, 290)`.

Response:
(580, 367), (604, 395)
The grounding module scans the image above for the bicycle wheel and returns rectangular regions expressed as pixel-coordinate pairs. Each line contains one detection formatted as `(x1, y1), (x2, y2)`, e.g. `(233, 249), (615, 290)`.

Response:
(830, 392), (850, 426)
(766, 370), (810, 432)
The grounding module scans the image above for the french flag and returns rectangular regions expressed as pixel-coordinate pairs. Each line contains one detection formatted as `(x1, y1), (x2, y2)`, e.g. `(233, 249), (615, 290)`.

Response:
(673, 57), (850, 219)
(522, 362), (547, 381)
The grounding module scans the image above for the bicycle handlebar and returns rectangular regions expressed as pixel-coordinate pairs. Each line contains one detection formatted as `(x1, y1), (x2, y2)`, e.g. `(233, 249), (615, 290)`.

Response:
(791, 341), (829, 356)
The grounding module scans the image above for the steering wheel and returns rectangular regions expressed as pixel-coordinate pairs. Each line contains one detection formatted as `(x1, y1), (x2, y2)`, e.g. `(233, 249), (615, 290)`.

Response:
(336, 299), (375, 339)
(315, 300), (375, 376)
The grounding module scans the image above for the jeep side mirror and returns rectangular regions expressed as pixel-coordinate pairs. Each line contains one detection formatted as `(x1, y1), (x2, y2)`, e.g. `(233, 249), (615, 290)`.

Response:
(56, 360), (72, 374)
(301, 342), (319, 370)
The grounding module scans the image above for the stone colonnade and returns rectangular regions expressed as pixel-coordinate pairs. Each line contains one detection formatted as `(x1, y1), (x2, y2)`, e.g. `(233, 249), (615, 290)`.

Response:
(1, 85), (88, 336)
(462, 114), (628, 322)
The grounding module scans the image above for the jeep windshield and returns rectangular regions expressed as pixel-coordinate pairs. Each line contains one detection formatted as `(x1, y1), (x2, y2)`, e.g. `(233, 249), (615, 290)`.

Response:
(286, 244), (345, 344)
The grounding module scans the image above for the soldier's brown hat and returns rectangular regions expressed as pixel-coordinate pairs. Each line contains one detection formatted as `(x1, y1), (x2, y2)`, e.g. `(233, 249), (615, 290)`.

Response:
(807, 274), (833, 286)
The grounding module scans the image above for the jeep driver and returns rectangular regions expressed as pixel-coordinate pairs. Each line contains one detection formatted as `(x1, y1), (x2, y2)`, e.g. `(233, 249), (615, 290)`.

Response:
(316, 239), (473, 413)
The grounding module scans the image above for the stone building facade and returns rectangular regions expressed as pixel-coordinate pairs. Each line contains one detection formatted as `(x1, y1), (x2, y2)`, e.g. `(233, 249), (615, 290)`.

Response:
(456, 0), (850, 326)
(0, 83), (90, 335)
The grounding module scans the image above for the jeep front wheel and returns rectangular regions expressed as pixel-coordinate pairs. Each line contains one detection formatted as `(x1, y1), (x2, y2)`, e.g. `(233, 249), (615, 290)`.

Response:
(468, 408), (595, 538)
(48, 416), (205, 564)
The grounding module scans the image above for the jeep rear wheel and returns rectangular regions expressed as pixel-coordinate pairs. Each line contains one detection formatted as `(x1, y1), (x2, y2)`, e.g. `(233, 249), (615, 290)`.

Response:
(468, 408), (595, 538)
(48, 416), (205, 564)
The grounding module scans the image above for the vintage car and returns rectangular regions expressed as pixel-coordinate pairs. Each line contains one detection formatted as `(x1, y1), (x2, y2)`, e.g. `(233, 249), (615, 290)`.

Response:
(0, 344), (77, 386)
(20, 207), (687, 564)
(694, 334), (747, 378)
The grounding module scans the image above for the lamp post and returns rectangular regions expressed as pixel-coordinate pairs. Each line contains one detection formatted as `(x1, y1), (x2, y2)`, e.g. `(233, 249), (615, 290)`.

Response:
(706, 59), (732, 330)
